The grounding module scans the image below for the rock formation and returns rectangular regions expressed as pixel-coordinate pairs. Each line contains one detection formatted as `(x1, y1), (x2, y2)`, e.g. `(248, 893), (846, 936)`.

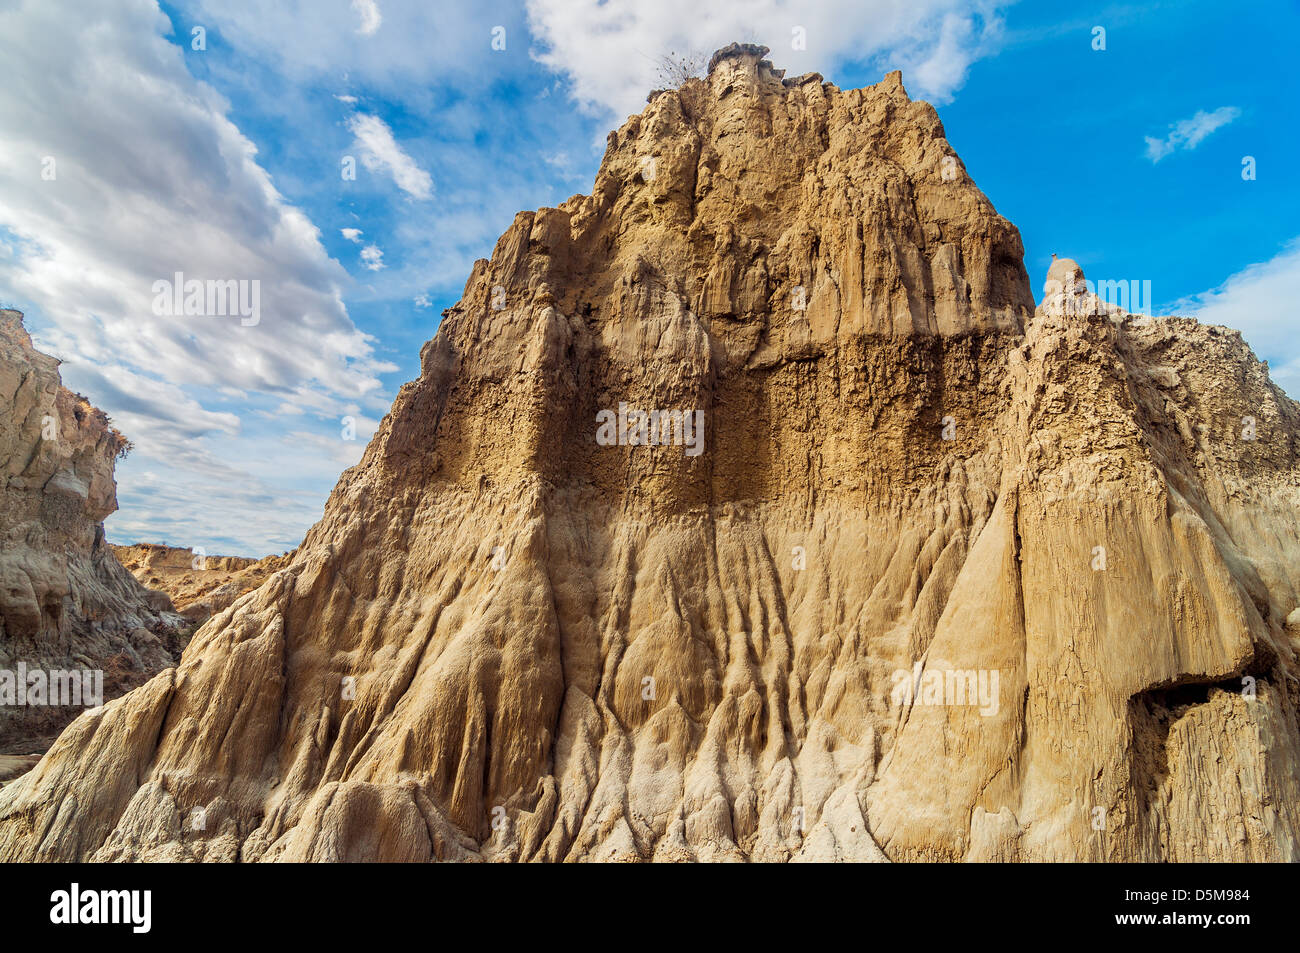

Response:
(2, 45), (1299, 862)
(112, 544), (294, 625)
(0, 310), (186, 756)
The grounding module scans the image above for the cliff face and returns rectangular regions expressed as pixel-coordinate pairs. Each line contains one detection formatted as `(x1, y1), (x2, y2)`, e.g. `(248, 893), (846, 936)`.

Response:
(3, 46), (1299, 861)
(0, 310), (185, 754)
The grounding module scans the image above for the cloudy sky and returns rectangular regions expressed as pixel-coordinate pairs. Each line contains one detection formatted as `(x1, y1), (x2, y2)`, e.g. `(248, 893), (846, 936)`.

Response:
(0, 0), (1296, 555)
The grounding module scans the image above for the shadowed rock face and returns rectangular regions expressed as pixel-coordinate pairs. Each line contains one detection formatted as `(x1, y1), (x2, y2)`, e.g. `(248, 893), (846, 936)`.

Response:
(0, 310), (186, 756)
(3, 45), (1300, 862)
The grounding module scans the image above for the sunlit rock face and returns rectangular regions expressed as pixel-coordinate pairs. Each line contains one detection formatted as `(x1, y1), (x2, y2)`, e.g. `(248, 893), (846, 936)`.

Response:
(0, 310), (185, 755)
(3, 46), (1300, 862)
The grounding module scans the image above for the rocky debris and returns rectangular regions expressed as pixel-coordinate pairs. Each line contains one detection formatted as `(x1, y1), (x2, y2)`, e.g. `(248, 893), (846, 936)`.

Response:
(3, 45), (1300, 862)
(111, 544), (294, 624)
(0, 310), (186, 755)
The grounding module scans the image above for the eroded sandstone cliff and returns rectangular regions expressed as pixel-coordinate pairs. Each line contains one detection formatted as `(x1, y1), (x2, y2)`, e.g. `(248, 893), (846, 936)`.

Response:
(0, 310), (186, 756)
(2, 45), (1298, 861)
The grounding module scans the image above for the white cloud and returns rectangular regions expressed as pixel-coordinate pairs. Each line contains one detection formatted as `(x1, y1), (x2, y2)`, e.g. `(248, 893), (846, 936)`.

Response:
(110, 428), (352, 556)
(0, 0), (398, 553)
(347, 113), (434, 199)
(351, 0), (382, 36)
(413, 293), (431, 307)
(59, 361), (241, 444)
(180, 1), (501, 89)
(286, 417), (378, 467)
(1144, 106), (1241, 163)
(1167, 238), (1300, 397)
(0, 0), (393, 410)
(524, 0), (1009, 119)
(542, 151), (588, 183)
(336, 231), (386, 271)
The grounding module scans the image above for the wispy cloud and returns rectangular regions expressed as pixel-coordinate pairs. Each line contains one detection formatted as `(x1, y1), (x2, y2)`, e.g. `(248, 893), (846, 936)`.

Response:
(351, 0), (382, 36)
(0, 0), (394, 412)
(1167, 238), (1300, 396)
(347, 113), (434, 200)
(1144, 106), (1240, 163)
(0, 0), (397, 555)
(341, 227), (384, 270)
(180, 0), (508, 86)
(524, 0), (1010, 119)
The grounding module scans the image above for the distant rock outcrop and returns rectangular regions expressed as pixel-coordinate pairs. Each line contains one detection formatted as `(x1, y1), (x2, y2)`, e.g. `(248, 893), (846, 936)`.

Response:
(112, 544), (294, 624)
(3, 45), (1300, 861)
(0, 310), (185, 754)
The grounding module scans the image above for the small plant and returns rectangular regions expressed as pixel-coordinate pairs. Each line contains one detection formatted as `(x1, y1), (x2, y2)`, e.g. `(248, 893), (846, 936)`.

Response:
(654, 49), (706, 88)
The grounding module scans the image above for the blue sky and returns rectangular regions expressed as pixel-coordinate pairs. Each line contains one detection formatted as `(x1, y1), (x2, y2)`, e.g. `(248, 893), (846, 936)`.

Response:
(1, 0), (1296, 555)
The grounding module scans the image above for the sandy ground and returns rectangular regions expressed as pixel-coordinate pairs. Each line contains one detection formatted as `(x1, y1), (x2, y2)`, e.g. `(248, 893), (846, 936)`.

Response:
(0, 754), (41, 786)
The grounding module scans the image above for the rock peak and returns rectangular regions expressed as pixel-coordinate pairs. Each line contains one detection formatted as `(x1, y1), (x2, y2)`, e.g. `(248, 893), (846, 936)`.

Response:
(706, 42), (771, 75)
(1045, 255), (1085, 292)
